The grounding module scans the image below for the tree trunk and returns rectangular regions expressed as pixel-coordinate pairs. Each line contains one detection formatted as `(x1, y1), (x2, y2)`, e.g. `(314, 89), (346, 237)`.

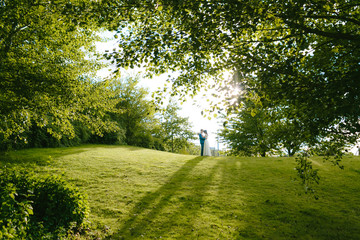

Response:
(288, 149), (294, 157)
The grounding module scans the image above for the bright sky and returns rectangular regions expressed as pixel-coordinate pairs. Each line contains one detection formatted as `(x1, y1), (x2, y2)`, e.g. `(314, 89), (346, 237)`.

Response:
(140, 75), (224, 149)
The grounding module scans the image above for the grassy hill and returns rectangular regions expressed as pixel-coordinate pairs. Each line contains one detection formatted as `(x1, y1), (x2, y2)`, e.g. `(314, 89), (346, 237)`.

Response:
(1, 145), (360, 239)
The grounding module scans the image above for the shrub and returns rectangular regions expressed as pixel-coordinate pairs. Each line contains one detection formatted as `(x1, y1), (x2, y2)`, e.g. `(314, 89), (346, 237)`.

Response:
(0, 168), (89, 239)
(126, 131), (156, 149)
(88, 129), (126, 145)
(153, 137), (165, 151)
(0, 170), (33, 239)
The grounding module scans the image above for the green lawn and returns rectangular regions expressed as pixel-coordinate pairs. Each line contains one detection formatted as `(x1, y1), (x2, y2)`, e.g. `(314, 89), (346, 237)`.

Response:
(1, 145), (360, 239)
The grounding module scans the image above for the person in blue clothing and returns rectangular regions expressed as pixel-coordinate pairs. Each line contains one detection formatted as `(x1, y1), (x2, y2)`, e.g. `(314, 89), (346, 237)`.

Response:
(199, 129), (206, 156)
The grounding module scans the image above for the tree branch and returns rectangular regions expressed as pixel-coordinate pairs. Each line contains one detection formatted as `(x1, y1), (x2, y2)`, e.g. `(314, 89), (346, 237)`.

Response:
(304, 15), (360, 26)
(284, 21), (360, 42)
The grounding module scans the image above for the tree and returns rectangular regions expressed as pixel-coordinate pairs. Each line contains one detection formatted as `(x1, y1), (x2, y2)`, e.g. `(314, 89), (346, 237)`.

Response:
(0, 0), (119, 148)
(220, 90), (309, 157)
(110, 76), (159, 148)
(106, 0), (360, 144)
(271, 119), (304, 157)
(219, 96), (275, 157)
(156, 101), (196, 153)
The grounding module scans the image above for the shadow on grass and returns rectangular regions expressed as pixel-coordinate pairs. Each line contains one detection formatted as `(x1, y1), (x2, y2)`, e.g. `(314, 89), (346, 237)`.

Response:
(108, 156), (222, 239)
(0, 145), (160, 168)
(0, 147), (88, 167)
(108, 156), (360, 239)
(218, 158), (360, 240)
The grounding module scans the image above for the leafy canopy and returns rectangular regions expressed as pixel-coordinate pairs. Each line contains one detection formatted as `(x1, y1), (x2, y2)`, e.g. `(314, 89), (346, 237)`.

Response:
(0, 0), (118, 144)
(106, 0), (360, 142)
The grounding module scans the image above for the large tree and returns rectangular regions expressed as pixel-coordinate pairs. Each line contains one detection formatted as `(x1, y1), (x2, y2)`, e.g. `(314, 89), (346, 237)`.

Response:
(110, 76), (158, 147)
(105, 0), (360, 144)
(0, 0), (119, 147)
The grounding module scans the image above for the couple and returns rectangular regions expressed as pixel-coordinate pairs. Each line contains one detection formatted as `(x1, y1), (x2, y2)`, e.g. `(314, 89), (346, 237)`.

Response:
(199, 129), (211, 156)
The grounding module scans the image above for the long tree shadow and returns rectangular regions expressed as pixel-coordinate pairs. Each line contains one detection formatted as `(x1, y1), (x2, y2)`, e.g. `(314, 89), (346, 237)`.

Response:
(216, 157), (360, 240)
(108, 156), (220, 239)
(107, 156), (360, 239)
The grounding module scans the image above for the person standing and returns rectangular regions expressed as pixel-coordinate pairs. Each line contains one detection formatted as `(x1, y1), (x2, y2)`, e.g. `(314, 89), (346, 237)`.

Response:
(199, 129), (206, 156)
(203, 130), (212, 156)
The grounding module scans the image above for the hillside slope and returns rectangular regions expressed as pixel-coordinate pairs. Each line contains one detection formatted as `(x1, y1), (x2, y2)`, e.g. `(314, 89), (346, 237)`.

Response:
(1, 145), (360, 239)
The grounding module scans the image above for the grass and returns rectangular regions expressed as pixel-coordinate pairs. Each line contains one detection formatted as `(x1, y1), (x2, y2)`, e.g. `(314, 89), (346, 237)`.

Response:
(1, 144), (360, 239)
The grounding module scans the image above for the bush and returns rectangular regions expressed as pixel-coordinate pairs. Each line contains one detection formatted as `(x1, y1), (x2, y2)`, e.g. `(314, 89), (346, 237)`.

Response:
(88, 128), (126, 145)
(0, 168), (89, 239)
(153, 137), (165, 151)
(0, 170), (33, 239)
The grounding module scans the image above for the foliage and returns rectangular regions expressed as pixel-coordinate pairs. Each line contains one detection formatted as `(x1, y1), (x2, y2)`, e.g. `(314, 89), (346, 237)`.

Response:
(0, 0), (120, 148)
(0, 168), (89, 239)
(156, 101), (196, 153)
(106, 0), (360, 145)
(294, 152), (320, 199)
(0, 77), (121, 150)
(308, 134), (349, 170)
(101, 0), (359, 189)
(108, 76), (161, 148)
(88, 129), (126, 145)
(14, 121), (89, 149)
(219, 95), (276, 157)
(265, 101), (312, 157)
(180, 142), (201, 155)
(270, 119), (305, 157)
(0, 169), (33, 239)
(220, 86), (315, 157)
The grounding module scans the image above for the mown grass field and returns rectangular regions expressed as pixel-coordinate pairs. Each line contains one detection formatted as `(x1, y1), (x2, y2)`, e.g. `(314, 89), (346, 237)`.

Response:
(1, 145), (360, 239)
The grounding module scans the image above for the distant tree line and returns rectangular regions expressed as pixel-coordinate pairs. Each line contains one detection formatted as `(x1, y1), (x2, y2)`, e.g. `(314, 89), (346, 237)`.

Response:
(1, 74), (196, 154)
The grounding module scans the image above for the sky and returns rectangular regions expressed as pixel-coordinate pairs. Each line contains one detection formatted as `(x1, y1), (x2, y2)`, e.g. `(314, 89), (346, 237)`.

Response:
(139, 75), (225, 149)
